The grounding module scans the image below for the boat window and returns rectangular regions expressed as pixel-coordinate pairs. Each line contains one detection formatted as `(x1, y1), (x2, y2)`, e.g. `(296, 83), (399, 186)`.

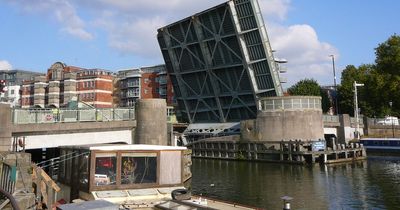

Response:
(121, 153), (157, 185)
(95, 153), (117, 186)
(79, 152), (90, 191)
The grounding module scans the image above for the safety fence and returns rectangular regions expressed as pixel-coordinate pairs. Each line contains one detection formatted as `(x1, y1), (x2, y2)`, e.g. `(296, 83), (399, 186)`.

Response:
(259, 96), (322, 111)
(12, 108), (135, 124)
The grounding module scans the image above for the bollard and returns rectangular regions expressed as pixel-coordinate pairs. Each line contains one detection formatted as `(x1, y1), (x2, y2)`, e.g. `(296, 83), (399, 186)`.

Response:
(281, 196), (293, 210)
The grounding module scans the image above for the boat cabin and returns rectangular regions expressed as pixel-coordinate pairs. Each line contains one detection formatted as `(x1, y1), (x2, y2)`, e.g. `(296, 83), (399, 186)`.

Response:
(360, 138), (400, 151)
(56, 144), (192, 204)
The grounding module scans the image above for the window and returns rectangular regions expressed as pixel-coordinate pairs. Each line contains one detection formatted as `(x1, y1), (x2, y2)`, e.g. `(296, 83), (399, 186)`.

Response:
(95, 153), (117, 186)
(91, 81), (95, 88)
(121, 153), (157, 185)
(144, 78), (149, 84)
(79, 152), (89, 190)
(10, 89), (14, 95)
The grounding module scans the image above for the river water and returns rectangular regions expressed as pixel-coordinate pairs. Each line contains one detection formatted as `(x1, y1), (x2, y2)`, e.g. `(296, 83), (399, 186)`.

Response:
(191, 156), (400, 210)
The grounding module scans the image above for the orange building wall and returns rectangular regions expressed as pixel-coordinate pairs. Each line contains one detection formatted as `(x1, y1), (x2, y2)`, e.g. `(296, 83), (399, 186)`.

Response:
(166, 75), (174, 106)
(141, 73), (160, 99)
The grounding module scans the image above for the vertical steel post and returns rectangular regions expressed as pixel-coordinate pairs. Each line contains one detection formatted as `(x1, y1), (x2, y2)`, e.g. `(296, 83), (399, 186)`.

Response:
(354, 81), (364, 140)
(330, 55), (339, 114)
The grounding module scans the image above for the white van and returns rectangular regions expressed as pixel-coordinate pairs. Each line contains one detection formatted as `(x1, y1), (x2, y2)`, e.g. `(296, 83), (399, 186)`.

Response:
(377, 116), (399, 125)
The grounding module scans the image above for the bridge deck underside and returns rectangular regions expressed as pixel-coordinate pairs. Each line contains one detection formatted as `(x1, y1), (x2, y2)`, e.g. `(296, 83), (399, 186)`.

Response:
(158, 0), (282, 123)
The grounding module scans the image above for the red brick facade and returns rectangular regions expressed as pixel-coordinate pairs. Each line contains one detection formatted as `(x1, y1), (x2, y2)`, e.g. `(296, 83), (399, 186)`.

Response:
(21, 62), (114, 108)
(166, 76), (174, 106)
(140, 72), (159, 99)
(118, 65), (175, 107)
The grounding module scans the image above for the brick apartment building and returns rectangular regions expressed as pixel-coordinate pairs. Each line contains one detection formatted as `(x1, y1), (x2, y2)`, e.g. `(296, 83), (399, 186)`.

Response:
(0, 70), (43, 107)
(21, 62), (114, 108)
(117, 64), (174, 107)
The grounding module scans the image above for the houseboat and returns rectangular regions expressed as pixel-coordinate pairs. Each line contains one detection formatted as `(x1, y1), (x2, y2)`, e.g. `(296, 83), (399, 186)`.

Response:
(360, 138), (400, 152)
(56, 144), (192, 208)
(55, 144), (258, 209)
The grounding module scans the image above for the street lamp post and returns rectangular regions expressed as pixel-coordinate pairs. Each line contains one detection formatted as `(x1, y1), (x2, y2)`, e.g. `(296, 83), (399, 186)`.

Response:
(330, 55), (339, 114)
(389, 101), (395, 138)
(354, 81), (364, 140)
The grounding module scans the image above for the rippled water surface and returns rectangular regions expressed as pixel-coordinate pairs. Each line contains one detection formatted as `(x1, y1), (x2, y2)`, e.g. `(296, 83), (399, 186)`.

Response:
(191, 156), (400, 210)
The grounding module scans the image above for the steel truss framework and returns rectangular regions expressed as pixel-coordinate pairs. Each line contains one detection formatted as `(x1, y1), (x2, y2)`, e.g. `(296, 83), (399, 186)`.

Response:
(157, 0), (282, 123)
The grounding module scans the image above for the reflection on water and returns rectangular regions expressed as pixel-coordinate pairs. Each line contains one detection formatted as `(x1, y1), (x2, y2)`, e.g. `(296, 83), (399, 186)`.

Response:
(191, 156), (400, 210)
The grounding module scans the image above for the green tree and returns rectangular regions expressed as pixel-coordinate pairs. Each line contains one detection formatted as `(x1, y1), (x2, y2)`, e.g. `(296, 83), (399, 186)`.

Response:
(288, 79), (330, 113)
(337, 64), (374, 116)
(375, 35), (400, 116)
(376, 35), (400, 75)
(337, 35), (400, 117)
(288, 79), (321, 96)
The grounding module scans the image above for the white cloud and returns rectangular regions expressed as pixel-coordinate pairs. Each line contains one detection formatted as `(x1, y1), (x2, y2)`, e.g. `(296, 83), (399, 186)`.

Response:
(78, 0), (293, 57)
(6, 0), (93, 40)
(80, 0), (338, 86)
(4, 0), (339, 86)
(94, 14), (167, 56)
(83, 0), (227, 56)
(259, 0), (291, 21)
(109, 17), (166, 56)
(0, 60), (12, 71)
(268, 23), (339, 86)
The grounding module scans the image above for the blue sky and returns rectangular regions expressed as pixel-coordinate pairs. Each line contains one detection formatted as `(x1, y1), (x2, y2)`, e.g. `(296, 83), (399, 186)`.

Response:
(0, 0), (398, 87)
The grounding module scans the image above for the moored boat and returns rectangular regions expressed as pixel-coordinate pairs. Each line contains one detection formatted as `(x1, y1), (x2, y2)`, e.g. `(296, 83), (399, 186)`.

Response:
(360, 138), (400, 153)
(55, 144), (261, 209)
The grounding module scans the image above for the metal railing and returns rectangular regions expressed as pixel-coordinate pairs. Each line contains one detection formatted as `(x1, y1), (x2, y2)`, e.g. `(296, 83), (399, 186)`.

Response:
(367, 117), (399, 126)
(259, 96), (322, 111)
(12, 108), (135, 124)
(0, 164), (15, 195)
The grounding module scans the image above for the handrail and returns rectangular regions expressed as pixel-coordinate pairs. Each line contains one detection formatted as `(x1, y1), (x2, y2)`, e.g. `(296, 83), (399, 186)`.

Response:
(12, 107), (135, 124)
(259, 96), (322, 111)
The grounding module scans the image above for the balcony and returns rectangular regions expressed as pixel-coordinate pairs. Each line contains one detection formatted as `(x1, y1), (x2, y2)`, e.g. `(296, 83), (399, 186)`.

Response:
(158, 78), (167, 85)
(120, 82), (140, 89)
(125, 93), (140, 98)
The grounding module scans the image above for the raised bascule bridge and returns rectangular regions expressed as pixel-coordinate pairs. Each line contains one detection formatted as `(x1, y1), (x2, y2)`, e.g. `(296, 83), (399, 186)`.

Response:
(157, 0), (366, 165)
(157, 0), (284, 124)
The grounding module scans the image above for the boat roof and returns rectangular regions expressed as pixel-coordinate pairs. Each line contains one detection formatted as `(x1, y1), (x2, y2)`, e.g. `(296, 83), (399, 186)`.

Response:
(60, 144), (187, 151)
(361, 138), (400, 141)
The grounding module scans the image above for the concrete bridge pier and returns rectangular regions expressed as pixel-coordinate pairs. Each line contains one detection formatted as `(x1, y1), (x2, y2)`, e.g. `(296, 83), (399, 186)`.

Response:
(0, 104), (12, 151)
(134, 99), (168, 145)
